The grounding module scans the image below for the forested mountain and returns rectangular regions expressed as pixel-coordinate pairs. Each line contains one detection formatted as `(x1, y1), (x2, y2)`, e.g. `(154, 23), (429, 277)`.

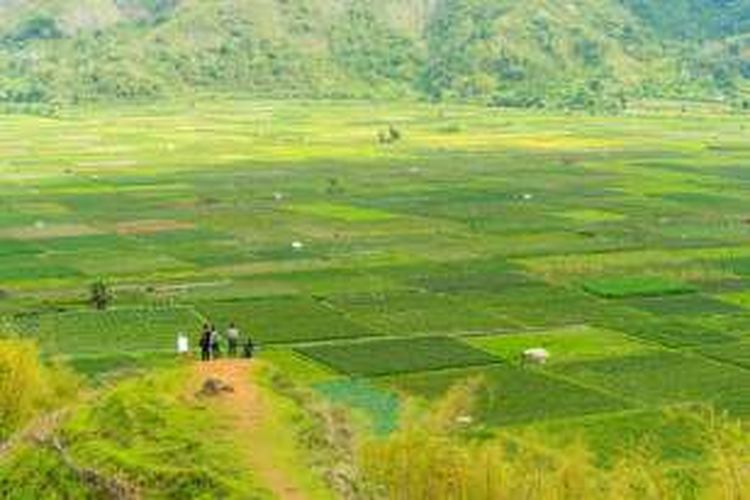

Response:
(0, 0), (748, 110)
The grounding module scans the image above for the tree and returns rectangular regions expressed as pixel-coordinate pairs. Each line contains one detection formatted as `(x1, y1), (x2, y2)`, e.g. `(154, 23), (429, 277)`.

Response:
(90, 280), (112, 310)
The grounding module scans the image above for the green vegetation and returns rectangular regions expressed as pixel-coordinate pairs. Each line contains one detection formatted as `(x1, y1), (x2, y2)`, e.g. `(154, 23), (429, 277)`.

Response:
(0, 340), (78, 440)
(582, 276), (698, 298)
(88, 279), (111, 310)
(0, 367), (272, 498)
(468, 326), (657, 364)
(9, 307), (202, 356)
(0, 1), (748, 109)
(298, 337), (500, 377)
(389, 365), (627, 425)
(1, 97), (750, 496)
(360, 380), (750, 499)
(197, 297), (375, 345)
(554, 352), (750, 416)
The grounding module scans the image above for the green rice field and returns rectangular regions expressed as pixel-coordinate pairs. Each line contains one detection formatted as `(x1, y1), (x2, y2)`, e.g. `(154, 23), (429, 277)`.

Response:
(2, 99), (750, 458)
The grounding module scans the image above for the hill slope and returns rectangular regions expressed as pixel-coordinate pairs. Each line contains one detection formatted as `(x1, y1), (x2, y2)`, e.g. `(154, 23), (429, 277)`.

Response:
(0, 0), (748, 109)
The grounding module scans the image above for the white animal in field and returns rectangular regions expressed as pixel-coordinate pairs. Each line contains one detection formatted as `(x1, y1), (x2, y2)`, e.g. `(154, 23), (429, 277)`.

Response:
(273, 192), (284, 201)
(522, 348), (549, 365)
(291, 241), (304, 250)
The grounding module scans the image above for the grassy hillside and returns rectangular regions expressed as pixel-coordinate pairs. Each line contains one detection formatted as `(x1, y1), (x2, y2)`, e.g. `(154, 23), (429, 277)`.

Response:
(0, 0), (748, 109)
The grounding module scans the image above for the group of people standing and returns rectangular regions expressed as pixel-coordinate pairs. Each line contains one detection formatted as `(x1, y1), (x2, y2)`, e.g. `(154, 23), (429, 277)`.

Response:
(195, 322), (255, 361)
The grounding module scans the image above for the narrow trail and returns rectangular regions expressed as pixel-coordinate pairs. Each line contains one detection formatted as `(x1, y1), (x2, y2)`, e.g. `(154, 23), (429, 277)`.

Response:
(193, 360), (309, 500)
(0, 409), (68, 463)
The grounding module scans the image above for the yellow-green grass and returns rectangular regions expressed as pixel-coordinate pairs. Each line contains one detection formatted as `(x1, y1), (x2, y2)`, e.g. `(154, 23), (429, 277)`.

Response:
(261, 348), (340, 385)
(468, 326), (658, 364)
(288, 203), (397, 222)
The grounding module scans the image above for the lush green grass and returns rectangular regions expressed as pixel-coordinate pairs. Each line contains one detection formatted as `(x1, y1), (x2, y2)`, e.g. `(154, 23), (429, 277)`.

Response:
(0, 367), (271, 498)
(260, 348), (339, 385)
(554, 352), (750, 416)
(626, 294), (744, 316)
(388, 365), (629, 426)
(197, 296), (376, 344)
(534, 407), (716, 466)
(696, 341), (750, 370)
(10, 306), (202, 356)
(1, 99), (750, 456)
(468, 326), (657, 364)
(298, 337), (500, 377)
(330, 292), (520, 335)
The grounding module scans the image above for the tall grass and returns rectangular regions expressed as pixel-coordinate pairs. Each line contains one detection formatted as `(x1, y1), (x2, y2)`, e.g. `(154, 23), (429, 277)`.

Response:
(359, 378), (750, 499)
(0, 339), (78, 440)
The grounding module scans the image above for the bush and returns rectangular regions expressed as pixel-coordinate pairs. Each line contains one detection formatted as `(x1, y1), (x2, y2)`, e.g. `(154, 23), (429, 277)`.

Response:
(89, 280), (112, 310)
(8, 15), (63, 43)
(360, 379), (750, 498)
(0, 340), (78, 440)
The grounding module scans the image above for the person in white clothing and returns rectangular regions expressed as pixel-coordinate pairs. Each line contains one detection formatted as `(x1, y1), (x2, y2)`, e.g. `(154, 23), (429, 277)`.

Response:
(177, 333), (189, 357)
(226, 323), (240, 358)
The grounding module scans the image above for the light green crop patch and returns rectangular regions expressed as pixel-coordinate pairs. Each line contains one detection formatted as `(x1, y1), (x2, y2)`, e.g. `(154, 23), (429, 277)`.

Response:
(469, 326), (657, 364)
(262, 348), (339, 385)
(563, 209), (626, 223)
(290, 203), (397, 222)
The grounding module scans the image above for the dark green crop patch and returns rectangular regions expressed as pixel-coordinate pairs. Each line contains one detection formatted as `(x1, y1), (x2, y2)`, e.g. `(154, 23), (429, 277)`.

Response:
(297, 337), (501, 377)
(582, 276), (697, 299)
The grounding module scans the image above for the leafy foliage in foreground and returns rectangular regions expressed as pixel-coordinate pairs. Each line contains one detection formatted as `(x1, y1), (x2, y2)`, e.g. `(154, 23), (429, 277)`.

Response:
(361, 378), (750, 499)
(0, 340), (78, 440)
(0, 367), (269, 499)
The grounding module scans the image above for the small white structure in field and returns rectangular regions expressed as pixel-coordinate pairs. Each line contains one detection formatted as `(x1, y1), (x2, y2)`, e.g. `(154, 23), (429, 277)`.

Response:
(291, 241), (304, 250)
(522, 348), (549, 365)
(522, 193), (534, 201)
(273, 192), (284, 201)
(456, 415), (474, 425)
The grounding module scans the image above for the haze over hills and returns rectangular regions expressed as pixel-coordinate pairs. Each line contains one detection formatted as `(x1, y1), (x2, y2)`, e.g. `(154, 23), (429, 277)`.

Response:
(0, 0), (748, 110)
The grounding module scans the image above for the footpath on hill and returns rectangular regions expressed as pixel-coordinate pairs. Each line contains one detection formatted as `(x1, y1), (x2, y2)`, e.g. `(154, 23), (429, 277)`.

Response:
(193, 359), (332, 500)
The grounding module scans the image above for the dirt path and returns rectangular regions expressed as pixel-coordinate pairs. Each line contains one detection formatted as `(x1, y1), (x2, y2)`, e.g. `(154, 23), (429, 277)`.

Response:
(0, 409), (68, 463)
(194, 360), (308, 500)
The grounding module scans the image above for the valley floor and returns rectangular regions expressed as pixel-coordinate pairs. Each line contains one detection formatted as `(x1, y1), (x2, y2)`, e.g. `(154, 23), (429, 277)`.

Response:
(1, 99), (750, 497)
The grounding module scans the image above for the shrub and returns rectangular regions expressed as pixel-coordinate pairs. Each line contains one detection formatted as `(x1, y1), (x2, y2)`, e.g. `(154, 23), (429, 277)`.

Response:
(360, 379), (750, 498)
(0, 340), (78, 440)
(89, 280), (112, 310)
(9, 15), (63, 43)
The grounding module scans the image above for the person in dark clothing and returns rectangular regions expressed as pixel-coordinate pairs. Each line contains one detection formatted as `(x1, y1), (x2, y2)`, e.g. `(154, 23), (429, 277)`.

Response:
(242, 336), (255, 359)
(199, 324), (212, 362)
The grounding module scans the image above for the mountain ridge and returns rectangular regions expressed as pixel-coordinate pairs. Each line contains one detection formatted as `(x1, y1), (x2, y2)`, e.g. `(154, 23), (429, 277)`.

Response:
(0, 0), (748, 110)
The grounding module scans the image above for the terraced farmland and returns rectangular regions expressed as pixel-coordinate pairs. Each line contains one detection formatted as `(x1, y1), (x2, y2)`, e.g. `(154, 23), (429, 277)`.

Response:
(2, 100), (750, 462)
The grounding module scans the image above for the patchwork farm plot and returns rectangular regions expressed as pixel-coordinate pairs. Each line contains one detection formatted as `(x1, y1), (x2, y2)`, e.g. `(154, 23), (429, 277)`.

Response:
(2, 100), (750, 457)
